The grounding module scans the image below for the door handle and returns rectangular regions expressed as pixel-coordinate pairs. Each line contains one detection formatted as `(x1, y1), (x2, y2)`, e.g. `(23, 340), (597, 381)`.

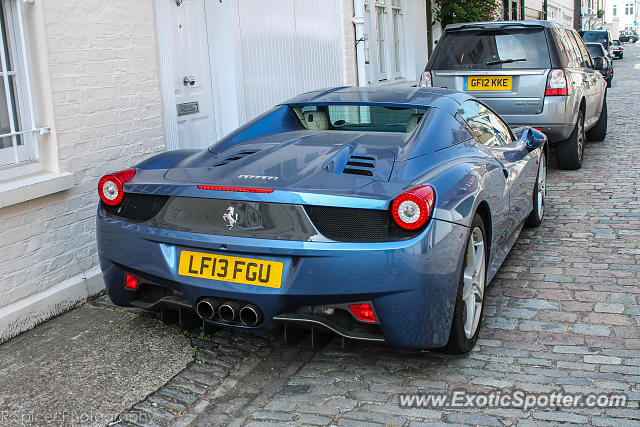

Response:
(183, 75), (196, 86)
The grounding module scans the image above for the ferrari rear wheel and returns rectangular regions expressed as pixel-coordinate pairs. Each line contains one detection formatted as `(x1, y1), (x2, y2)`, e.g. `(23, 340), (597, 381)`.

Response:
(444, 213), (487, 354)
(525, 152), (546, 228)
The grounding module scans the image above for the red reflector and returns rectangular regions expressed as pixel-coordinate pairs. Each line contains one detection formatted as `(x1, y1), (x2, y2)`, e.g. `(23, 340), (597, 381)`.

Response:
(197, 185), (274, 193)
(349, 303), (376, 322)
(125, 274), (139, 290)
(544, 88), (568, 96)
(533, 127), (543, 130)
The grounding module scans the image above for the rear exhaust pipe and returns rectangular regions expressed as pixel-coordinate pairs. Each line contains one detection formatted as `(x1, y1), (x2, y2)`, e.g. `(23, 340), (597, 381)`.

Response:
(239, 304), (263, 326)
(196, 298), (219, 320)
(219, 301), (241, 322)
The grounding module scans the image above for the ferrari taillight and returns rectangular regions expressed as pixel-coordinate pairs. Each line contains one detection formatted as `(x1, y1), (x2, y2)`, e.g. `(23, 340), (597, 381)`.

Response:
(98, 168), (136, 206)
(391, 185), (435, 230)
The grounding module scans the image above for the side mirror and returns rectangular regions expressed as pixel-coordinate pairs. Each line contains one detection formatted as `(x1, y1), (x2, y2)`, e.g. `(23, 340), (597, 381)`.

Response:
(525, 128), (546, 152)
(593, 57), (604, 70)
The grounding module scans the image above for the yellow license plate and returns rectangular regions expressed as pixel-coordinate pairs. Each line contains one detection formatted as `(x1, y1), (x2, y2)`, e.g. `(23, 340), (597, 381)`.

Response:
(465, 76), (512, 91)
(178, 250), (284, 288)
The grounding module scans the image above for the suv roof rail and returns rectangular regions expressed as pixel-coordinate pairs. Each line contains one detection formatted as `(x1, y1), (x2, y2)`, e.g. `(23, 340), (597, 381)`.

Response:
(448, 22), (546, 31)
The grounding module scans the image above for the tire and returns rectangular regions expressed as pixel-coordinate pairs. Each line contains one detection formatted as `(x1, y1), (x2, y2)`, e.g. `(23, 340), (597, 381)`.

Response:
(556, 109), (585, 170)
(621, 53), (624, 58)
(525, 151), (546, 228)
(443, 213), (487, 354)
(606, 78), (612, 88)
(586, 98), (607, 142)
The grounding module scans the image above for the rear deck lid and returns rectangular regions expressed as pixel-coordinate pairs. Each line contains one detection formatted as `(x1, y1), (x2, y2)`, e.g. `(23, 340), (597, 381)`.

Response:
(164, 131), (399, 192)
(429, 26), (551, 115)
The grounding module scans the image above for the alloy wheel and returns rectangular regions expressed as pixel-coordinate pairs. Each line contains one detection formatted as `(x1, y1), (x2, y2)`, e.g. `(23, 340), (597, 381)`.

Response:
(536, 153), (546, 220)
(462, 226), (486, 339)
(577, 113), (585, 162)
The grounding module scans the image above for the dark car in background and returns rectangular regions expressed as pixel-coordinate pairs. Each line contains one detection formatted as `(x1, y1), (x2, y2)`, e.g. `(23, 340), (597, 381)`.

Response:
(586, 42), (613, 87)
(619, 30), (638, 43)
(420, 20), (608, 170)
(580, 30), (613, 56)
(612, 40), (624, 58)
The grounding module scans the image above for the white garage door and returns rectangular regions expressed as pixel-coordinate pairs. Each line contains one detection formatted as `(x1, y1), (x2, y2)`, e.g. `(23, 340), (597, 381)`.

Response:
(236, 0), (344, 121)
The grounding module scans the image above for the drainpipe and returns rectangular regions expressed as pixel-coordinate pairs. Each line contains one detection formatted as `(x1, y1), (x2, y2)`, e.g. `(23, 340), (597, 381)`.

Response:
(352, 0), (367, 87)
(427, 0), (433, 57)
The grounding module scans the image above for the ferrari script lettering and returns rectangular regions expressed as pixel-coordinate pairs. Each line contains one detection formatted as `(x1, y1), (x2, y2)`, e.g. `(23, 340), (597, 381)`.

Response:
(237, 174), (279, 181)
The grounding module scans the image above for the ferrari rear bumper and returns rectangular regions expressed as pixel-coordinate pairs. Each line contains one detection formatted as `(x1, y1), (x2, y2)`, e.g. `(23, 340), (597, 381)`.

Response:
(96, 208), (468, 349)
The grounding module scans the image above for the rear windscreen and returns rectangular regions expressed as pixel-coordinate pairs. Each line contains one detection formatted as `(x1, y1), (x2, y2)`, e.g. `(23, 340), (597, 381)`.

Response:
(293, 105), (427, 133)
(582, 32), (608, 43)
(586, 45), (603, 57)
(431, 28), (551, 70)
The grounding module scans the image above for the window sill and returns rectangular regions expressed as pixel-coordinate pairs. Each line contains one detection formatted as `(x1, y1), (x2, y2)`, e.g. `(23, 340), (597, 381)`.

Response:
(0, 170), (74, 209)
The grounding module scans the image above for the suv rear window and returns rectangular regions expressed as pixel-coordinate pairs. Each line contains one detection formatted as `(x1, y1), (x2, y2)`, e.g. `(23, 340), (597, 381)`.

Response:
(582, 31), (609, 44)
(586, 44), (604, 57)
(431, 28), (551, 70)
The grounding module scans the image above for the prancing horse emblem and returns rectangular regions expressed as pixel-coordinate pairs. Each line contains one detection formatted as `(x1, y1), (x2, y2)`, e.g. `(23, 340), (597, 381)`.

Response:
(223, 206), (239, 230)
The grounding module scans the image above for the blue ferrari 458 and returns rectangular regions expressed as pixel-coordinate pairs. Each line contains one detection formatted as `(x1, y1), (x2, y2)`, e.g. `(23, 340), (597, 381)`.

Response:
(96, 86), (547, 353)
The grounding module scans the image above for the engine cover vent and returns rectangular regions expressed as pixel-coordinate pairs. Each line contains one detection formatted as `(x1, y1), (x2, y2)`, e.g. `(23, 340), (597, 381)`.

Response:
(342, 154), (375, 177)
(213, 150), (259, 167)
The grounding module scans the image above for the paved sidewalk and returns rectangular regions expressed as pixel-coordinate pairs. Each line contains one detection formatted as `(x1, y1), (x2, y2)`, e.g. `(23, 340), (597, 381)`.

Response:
(0, 304), (191, 427)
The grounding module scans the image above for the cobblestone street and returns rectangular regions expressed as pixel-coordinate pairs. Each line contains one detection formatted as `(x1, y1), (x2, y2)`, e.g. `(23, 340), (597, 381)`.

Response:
(107, 44), (640, 427)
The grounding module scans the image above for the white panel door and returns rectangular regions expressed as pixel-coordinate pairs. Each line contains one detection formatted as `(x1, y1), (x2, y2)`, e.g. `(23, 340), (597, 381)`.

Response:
(167, 0), (216, 149)
(237, 0), (343, 121)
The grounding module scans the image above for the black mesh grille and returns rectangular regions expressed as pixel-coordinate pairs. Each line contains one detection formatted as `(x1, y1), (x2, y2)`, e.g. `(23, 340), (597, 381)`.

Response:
(304, 205), (418, 242)
(103, 193), (169, 222)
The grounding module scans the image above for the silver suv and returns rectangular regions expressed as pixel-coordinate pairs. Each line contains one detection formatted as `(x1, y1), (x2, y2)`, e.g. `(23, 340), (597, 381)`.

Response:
(419, 21), (607, 170)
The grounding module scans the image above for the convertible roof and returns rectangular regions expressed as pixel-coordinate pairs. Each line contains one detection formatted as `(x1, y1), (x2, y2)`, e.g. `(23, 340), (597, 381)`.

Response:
(282, 85), (473, 115)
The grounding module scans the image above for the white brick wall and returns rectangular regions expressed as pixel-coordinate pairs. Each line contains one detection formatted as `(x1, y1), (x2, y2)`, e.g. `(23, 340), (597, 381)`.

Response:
(0, 0), (165, 340)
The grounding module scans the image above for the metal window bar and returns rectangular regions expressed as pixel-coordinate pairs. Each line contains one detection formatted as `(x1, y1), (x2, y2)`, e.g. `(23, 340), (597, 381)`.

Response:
(0, 1), (19, 164)
(15, 0), (39, 158)
(0, 0), (46, 167)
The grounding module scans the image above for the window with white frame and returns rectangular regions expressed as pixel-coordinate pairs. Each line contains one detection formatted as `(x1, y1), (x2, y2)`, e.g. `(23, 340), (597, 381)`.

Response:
(363, 0), (405, 84)
(0, 0), (39, 173)
(625, 3), (633, 15)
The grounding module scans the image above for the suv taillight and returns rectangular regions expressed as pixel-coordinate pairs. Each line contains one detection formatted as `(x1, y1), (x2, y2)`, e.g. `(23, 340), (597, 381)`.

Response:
(98, 168), (136, 206)
(545, 69), (568, 96)
(418, 70), (432, 87)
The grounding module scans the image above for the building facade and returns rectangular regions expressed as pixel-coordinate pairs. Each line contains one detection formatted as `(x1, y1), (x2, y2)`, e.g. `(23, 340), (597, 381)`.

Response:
(604, 0), (638, 36)
(581, 0), (606, 29)
(548, 0), (576, 26)
(0, 0), (428, 342)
